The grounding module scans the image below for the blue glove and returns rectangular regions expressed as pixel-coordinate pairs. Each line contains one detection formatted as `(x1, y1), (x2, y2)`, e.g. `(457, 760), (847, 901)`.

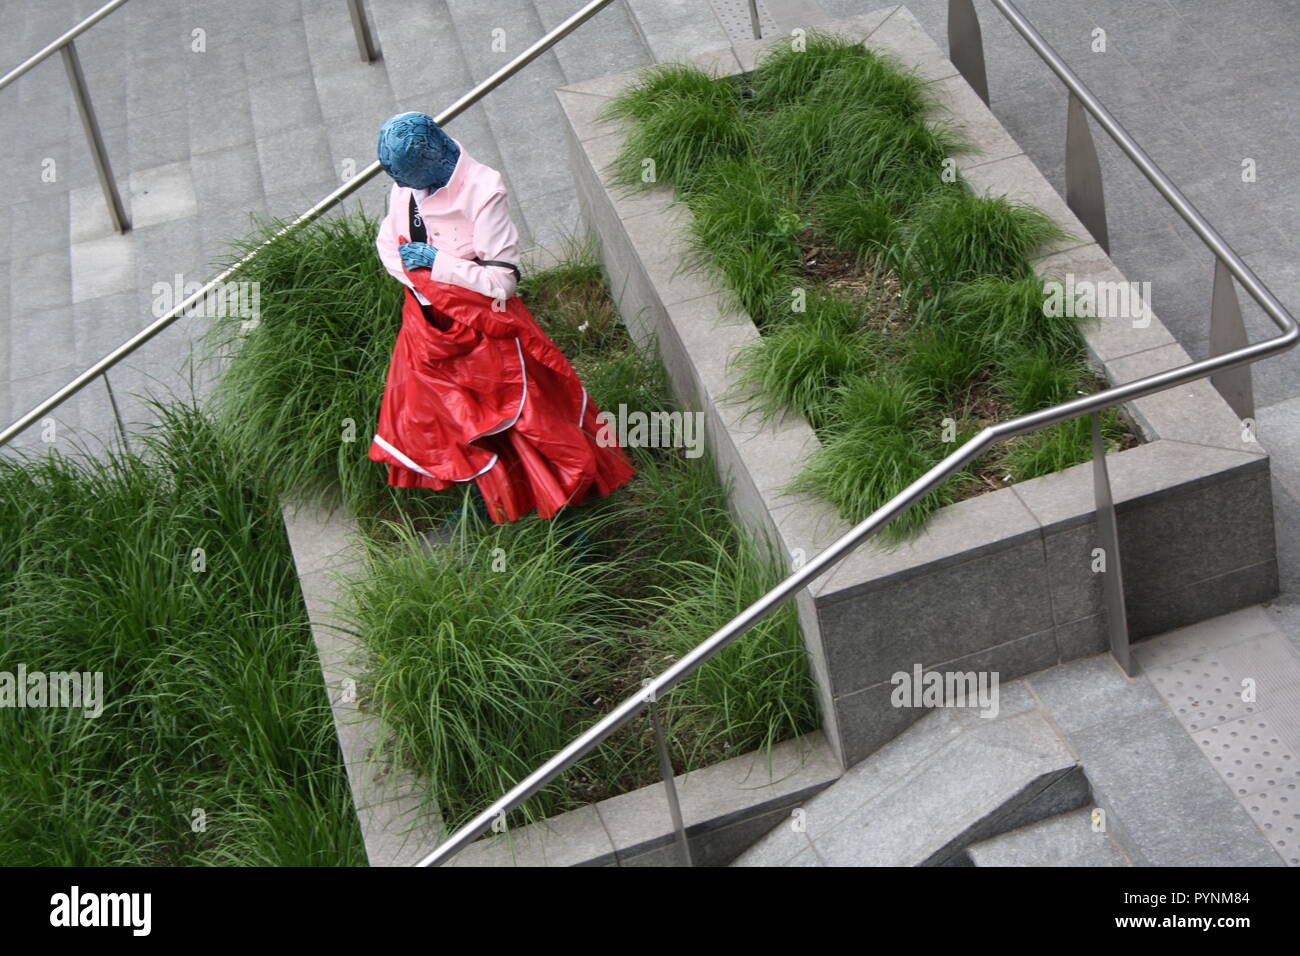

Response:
(399, 241), (437, 270)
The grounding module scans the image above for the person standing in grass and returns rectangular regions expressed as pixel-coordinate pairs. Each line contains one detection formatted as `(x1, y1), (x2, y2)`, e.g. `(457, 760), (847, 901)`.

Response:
(369, 111), (635, 523)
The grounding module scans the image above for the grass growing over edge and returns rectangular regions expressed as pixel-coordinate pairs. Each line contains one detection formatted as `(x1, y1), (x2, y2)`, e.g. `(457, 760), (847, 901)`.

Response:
(0, 400), (365, 865)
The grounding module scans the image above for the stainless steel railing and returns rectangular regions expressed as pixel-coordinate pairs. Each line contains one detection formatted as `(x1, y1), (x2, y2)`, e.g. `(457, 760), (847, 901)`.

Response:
(0, 0), (621, 451)
(415, 0), (1298, 867)
(0, 0), (387, 451)
(0, 1), (381, 236)
(0, 0), (134, 233)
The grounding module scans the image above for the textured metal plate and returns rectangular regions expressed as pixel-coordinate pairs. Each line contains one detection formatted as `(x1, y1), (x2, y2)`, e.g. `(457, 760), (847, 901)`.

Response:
(1146, 633), (1300, 732)
(709, 0), (778, 45)
(1240, 785), (1300, 866)
(1196, 714), (1300, 798)
(1271, 694), (1300, 764)
(1147, 654), (1261, 732)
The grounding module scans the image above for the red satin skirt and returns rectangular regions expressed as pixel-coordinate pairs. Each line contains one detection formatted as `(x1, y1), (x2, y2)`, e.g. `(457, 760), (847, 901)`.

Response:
(369, 272), (636, 523)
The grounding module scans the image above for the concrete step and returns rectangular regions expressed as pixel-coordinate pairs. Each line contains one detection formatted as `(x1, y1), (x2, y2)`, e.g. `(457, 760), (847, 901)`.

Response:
(282, 496), (444, 867)
(440, 0), (577, 252)
(0, 258), (10, 435)
(964, 808), (1133, 867)
(732, 684), (1091, 866)
(533, 0), (654, 88)
(622, 0), (733, 63)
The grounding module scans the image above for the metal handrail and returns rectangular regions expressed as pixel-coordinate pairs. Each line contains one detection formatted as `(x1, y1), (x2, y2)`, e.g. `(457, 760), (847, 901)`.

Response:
(0, 0), (622, 450)
(0, 0), (379, 237)
(0, 0), (130, 91)
(415, 0), (1298, 866)
(1, 0), (134, 232)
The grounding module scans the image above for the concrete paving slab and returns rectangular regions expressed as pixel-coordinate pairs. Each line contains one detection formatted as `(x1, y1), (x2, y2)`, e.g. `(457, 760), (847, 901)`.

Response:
(9, 249), (71, 313)
(9, 192), (70, 259)
(1026, 653), (1165, 735)
(128, 161), (199, 229)
(70, 233), (136, 303)
(1069, 707), (1282, 866)
(1133, 605), (1280, 670)
(1195, 713), (1300, 801)
(1240, 785), (1300, 866)
(534, 0), (654, 86)
(1145, 633), (1293, 732)
(623, 0), (733, 63)
(967, 807), (1132, 867)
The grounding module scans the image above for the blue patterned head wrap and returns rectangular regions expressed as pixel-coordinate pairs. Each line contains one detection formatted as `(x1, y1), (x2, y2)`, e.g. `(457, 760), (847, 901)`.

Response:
(377, 112), (461, 191)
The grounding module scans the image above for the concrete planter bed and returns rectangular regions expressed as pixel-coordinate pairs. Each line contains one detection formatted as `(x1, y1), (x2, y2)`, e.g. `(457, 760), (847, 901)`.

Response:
(270, 247), (835, 867)
(558, 7), (1277, 767)
(282, 496), (840, 867)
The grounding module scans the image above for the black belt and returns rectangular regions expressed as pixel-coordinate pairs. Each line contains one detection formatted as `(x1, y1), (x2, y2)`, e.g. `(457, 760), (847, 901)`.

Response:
(472, 257), (521, 283)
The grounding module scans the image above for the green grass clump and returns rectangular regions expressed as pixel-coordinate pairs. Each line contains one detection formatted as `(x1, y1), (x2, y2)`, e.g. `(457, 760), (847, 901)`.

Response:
(345, 508), (625, 824)
(0, 401), (365, 865)
(712, 238), (806, 324)
(814, 106), (959, 198)
(998, 344), (1085, 413)
(201, 209), (442, 523)
(935, 273), (1085, 356)
(748, 31), (875, 108)
(600, 62), (739, 124)
(516, 250), (623, 358)
(803, 47), (932, 119)
(899, 326), (988, 400)
(612, 443), (817, 758)
(811, 185), (908, 260)
(639, 527), (815, 762)
(757, 100), (958, 199)
(733, 287), (880, 428)
(790, 375), (962, 540)
(748, 31), (925, 116)
(686, 156), (797, 255)
(682, 157), (804, 321)
(602, 25), (1122, 541)
(601, 64), (752, 193)
(831, 373), (931, 433)
(896, 186), (1071, 297)
(752, 99), (843, 194)
(1001, 410), (1126, 481)
(789, 374), (956, 540)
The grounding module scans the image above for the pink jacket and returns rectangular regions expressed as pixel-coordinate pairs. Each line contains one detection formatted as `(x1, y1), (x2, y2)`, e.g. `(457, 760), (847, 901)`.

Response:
(375, 136), (521, 301)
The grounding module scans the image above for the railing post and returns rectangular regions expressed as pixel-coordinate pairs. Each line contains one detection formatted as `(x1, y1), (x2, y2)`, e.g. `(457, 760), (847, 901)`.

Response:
(1209, 257), (1255, 421)
(644, 680), (692, 866)
(1092, 413), (1132, 676)
(60, 39), (129, 234)
(1065, 91), (1109, 253)
(948, 0), (989, 106)
(101, 371), (130, 453)
(747, 0), (762, 40)
(346, 0), (379, 63)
